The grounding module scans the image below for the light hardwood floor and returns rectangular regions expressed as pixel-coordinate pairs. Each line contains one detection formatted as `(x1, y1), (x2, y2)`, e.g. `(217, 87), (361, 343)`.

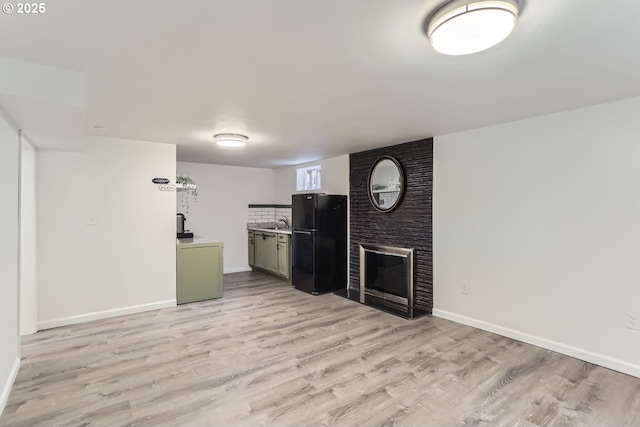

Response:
(2, 271), (640, 426)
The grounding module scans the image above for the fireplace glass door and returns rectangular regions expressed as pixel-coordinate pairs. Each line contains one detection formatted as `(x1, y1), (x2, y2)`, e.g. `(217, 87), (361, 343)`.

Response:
(364, 251), (408, 300)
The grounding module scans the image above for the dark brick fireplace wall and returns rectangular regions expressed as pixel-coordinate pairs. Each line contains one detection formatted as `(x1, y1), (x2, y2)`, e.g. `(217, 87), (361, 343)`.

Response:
(349, 138), (433, 313)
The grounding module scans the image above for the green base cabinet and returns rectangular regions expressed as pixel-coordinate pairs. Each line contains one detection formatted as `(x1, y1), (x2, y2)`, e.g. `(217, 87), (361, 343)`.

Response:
(248, 230), (290, 281)
(177, 241), (224, 304)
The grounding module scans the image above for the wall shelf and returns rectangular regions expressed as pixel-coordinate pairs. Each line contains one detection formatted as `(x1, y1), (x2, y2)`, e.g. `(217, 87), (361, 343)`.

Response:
(175, 183), (197, 191)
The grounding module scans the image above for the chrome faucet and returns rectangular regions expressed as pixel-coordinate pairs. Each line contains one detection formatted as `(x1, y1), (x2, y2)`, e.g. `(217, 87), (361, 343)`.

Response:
(278, 217), (290, 228)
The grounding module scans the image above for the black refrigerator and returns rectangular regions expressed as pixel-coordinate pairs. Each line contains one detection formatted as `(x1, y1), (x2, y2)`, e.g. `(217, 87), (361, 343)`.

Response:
(291, 193), (347, 295)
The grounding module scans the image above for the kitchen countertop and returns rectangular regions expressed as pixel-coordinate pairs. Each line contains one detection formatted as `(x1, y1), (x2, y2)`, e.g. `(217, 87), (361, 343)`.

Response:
(176, 237), (223, 245)
(247, 226), (292, 235)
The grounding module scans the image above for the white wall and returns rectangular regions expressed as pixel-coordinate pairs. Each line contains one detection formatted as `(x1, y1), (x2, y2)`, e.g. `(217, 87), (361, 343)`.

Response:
(37, 136), (177, 329)
(275, 155), (350, 204)
(434, 96), (640, 377)
(176, 162), (276, 273)
(0, 111), (20, 415)
(20, 137), (37, 335)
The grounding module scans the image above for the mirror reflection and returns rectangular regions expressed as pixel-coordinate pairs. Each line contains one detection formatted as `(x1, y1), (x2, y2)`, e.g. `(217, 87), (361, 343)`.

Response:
(368, 156), (405, 212)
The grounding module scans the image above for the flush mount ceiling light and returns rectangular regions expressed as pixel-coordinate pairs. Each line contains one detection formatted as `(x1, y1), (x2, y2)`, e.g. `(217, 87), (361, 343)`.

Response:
(213, 133), (248, 148)
(427, 0), (519, 56)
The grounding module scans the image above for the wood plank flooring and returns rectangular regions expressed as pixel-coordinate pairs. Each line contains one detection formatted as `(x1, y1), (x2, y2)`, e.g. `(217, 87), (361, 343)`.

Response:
(2, 271), (640, 426)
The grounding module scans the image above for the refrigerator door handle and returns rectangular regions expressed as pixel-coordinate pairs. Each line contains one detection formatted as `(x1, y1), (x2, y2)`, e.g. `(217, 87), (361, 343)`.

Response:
(293, 230), (314, 235)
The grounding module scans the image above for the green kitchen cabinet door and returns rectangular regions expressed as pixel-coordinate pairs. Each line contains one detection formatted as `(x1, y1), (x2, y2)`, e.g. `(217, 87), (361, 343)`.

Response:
(255, 232), (278, 274)
(248, 230), (255, 267)
(177, 242), (223, 304)
(277, 235), (290, 279)
(278, 243), (289, 279)
(254, 232), (266, 269)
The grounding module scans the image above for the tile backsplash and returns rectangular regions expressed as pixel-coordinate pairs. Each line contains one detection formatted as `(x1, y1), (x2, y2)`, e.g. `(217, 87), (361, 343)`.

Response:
(248, 208), (276, 223)
(248, 205), (291, 226)
(275, 207), (292, 224)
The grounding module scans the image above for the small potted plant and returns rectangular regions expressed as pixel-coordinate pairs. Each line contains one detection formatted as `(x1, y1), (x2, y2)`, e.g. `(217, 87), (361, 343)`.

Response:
(176, 174), (198, 214)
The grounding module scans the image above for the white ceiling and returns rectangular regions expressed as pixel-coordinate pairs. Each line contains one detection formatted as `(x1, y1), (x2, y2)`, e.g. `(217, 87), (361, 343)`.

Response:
(1, 0), (639, 168)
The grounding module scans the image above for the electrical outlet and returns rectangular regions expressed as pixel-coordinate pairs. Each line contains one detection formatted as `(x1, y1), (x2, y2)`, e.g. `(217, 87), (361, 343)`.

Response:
(626, 313), (640, 331)
(461, 283), (470, 295)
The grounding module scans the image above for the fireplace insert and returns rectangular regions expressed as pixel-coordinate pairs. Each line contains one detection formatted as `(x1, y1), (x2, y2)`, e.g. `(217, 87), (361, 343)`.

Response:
(359, 243), (414, 308)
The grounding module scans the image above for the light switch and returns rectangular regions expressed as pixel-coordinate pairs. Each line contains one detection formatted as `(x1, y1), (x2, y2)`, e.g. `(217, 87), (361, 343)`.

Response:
(87, 214), (98, 226)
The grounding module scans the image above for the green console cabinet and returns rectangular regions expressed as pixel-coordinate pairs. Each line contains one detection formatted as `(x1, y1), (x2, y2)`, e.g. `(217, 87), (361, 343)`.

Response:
(177, 240), (224, 304)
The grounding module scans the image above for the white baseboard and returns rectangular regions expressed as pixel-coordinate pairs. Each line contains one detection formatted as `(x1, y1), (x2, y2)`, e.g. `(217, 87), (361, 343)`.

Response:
(0, 357), (20, 416)
(19, 325), (37, 337)
(224, 266), (252, 274)
(433, 309), (640, 379)
(38, 300), (177, 331)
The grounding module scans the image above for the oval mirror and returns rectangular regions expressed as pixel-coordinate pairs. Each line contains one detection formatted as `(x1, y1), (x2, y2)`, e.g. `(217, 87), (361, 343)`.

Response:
(368, 156), (405, 212)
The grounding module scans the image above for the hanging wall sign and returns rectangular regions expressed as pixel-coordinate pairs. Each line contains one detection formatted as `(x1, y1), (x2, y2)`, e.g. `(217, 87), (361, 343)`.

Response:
(152, 178), (170, 184)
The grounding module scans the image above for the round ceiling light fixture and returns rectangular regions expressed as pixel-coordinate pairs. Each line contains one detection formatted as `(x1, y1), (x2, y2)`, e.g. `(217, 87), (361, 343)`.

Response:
(213, 133), (248, 148)
(427, 0), (519, 56)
